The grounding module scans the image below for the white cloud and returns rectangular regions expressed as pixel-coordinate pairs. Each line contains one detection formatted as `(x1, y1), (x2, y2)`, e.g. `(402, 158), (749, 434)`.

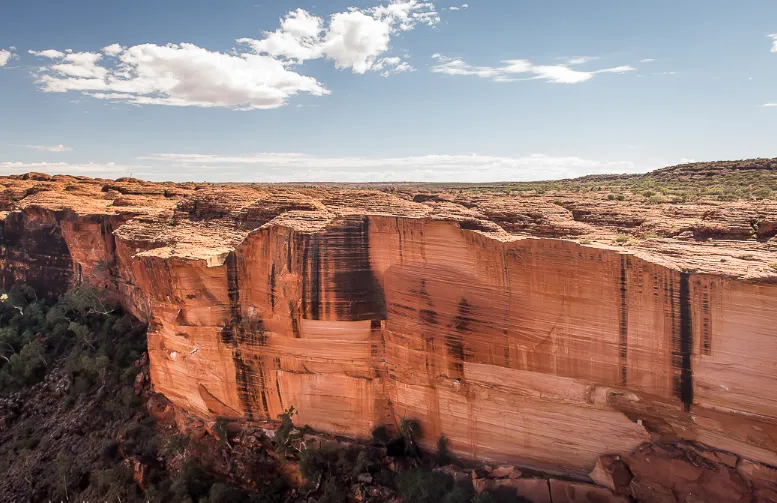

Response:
(141, 152), (645, 182)
(0, 161), (143, 176)
(0, 49), (16, 67)
(640, 58), (655, 63)
(374, 56), (414, 76)
(239, 0), (438, 74)
(102, 44), (124, 57)
(28, 0), (438, 109)
(761, 103), (777, 107)
(239, 9), (324, 62)
(29, 49), (66, 59)
(770, 34), (777, 52)
(431, 54), (635, 84)
(322, 10), (393, 73)
(13, 144), (74, 152)
(31, 43), (329, 110)
(567, 56), (598, 65)
(447, 3), (468, 10)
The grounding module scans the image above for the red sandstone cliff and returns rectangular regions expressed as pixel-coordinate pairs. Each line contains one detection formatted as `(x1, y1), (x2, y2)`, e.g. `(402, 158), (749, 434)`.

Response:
(2, 170), (777, 481)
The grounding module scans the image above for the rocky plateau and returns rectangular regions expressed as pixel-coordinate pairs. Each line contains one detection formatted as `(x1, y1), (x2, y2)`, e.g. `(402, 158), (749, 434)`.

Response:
(2, 159), (777, 501)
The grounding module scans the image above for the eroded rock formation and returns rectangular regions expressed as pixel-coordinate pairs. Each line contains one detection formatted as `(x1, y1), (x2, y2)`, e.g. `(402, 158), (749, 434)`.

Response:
(1, 170), (777, 479)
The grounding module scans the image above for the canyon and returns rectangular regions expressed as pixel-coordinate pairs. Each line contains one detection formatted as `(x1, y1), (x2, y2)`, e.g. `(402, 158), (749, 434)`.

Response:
(2, 163), (777, 498)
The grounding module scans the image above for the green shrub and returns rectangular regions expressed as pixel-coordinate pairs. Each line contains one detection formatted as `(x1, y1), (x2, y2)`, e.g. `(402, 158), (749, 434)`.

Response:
(275, 406), (298, 457)
(395, 468), (469, 503)
(437, 435), (451, 464)
(214, 417), (230, 448)
(208, 483), (247, 503)
(371, 425), (390, 445)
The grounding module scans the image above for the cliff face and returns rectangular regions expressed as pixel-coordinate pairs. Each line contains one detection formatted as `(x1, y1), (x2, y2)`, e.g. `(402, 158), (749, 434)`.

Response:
(2, 172), (777, 475)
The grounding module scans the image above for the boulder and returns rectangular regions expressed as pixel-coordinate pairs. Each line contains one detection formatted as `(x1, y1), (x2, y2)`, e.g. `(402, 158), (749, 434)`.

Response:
(123, 456), (149, 491)
(489, 464), (521, 479)
(588, 455), (632, 493)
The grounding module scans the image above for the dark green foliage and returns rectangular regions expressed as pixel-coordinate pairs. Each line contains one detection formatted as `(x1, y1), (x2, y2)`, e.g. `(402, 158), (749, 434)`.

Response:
(160, 433), (190, 458)
(299, 443), (386, 501)
(251, 478), (289, 503)
(371, 425), (390, 445)
(437, 435), (451, 464)
(0, 284), (153, 502)
(472, 492), (496, 503)
(300, 443), (366, 481)
(171, 460), (217, 501)
(399, 417), (422, 456)
(274, 406), (298, 457)
(318, 477), (347, 503)
(214, 417), (230, 448)
(208, 482), (246, 503)
(0, 284), (145, 399)
(395, 468), (477, 503)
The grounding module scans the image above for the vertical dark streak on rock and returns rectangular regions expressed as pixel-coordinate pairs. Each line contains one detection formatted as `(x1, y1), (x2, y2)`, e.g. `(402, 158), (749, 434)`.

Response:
(671, 270), (694, 411)
(270, 263), (276, 311)
(702, 285), (712, 355)
(275, 375), (284, 411)
(331, 217), (386, 321)
(446, 298), (472, 379)
(311, 235), (321, 320)
(670, 272), (680, 401)
(679, 272), (694, 411)
(300, 233), (321, 320)
(619, 255), (629, 386)
(225, 251), (270, 420)
(301, 235), (309, 317)
(289, 301), (301, 338)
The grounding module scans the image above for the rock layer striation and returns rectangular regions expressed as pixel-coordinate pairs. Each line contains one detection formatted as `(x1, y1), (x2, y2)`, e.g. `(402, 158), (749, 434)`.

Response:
(1, 171), (777, 476)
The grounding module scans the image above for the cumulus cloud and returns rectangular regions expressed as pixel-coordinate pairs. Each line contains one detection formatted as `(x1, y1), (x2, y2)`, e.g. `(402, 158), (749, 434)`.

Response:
(13, 144), (74, 152)
(30, 43), (329, 110)
(27, 0), (437, 109)
(102, 44), (124, 57)
(239, 0), (438, 74)
(0, 48), (16, 67)
(770, 34), (777, 52)
(28, 49), (66, 59)
(431, 54), (635, 84)
(141, 152), (645, 182)
(640, 58), (655, 63)
(761, 103), (777, 107)
(447, 3), (468, 10)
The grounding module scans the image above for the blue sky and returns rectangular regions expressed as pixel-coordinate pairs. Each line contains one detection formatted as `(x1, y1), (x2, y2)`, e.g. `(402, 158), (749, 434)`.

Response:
(1, 0), (776, 182)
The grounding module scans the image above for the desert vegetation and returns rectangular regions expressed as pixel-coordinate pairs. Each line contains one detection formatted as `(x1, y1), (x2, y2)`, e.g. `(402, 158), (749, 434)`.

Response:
(0, 284), (270, 502)
(0, 283), (496, 502)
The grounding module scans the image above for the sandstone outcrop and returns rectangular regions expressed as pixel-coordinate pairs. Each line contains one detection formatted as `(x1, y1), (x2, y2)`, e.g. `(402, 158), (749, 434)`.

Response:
(1, 167), (777, 484)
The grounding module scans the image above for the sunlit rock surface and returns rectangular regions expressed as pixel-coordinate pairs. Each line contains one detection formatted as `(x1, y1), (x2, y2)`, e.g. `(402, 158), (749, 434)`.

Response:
(1, 170), (777, 476)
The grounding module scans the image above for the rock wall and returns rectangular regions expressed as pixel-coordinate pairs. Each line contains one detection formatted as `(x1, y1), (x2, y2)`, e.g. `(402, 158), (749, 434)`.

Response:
(2, 195), (777, 475)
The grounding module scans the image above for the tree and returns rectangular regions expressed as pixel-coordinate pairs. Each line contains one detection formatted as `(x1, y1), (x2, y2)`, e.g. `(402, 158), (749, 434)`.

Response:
(399, 417), (422, 456)
(56, 451), (71, 500)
